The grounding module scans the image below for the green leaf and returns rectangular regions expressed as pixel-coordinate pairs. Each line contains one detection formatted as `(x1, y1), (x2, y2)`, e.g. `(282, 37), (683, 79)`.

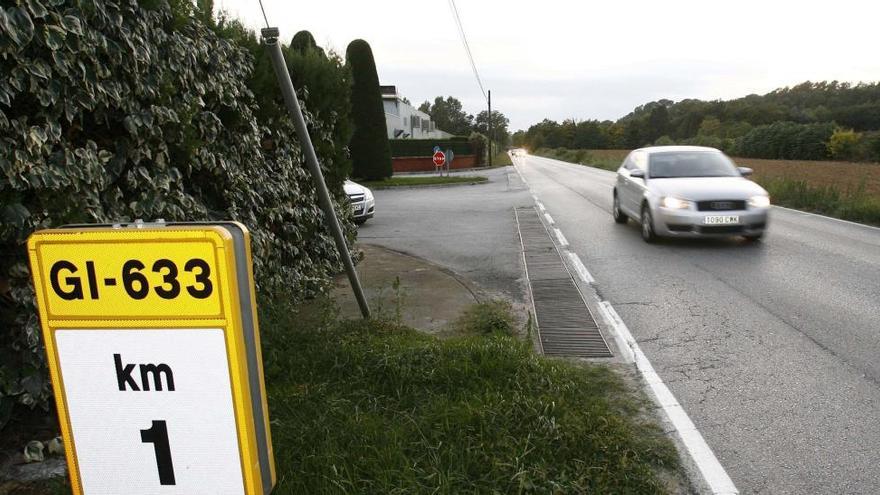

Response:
(23, 0), (48, 19)
(5, 7), (35, 47)
(41, 23), (66, 50)
(60, 14), (82, 35)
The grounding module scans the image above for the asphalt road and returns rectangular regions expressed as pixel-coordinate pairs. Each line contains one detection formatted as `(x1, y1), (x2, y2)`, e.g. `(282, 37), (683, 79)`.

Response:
(356, 167), (532, 303)
(514, 154), (880, 494)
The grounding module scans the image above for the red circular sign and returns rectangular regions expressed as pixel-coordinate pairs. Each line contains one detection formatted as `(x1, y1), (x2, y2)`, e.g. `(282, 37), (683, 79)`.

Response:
(432, 150), (446, 167)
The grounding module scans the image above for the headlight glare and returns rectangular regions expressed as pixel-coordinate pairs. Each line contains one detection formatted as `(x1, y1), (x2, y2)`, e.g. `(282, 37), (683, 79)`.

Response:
(748, 195), (770, 208)
(661, 196), (691, 209)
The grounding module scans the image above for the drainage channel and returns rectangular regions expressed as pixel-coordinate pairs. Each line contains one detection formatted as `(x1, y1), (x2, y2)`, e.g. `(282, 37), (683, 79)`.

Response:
(516, 207), (612, 358)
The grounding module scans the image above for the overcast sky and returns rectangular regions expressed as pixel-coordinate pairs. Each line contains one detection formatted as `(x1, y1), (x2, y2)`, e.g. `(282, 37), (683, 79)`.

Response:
(218, 0), (879, 131)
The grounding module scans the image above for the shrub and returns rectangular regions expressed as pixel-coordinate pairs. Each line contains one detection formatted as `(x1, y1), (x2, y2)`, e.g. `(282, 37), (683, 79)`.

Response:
(389, 139), (474, 158)
(453, 301), (517, 336)
(0, 0), (352, 419)
(346, 39), (392, 180)
(827, 128), (862, 161)
(732, 121), (835, 160)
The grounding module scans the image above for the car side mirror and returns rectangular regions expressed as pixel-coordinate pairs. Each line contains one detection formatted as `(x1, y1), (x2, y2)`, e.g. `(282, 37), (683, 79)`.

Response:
(630, 169), (645, 179)
(737, 167), (753, 177)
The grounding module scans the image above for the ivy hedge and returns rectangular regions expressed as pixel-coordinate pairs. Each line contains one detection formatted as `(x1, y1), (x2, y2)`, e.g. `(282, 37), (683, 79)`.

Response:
(0, 0), (354, 422)
(389, 139), (475, 158)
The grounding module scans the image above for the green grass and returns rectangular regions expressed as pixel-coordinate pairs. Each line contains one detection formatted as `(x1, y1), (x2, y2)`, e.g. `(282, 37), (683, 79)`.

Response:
(758, 177), (880, 226)
(490, 150), (513, 167)
(361, 175), (488, 189)
(452, 300), (517, 336)
(260, 297), (681, 494)
(533, 148), (620, 171)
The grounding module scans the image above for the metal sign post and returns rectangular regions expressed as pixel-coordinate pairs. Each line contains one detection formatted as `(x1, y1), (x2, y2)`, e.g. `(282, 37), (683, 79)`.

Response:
(28, 222), (275, 495)
(261, 27), (370, 320)
(432, 150), (446, 176)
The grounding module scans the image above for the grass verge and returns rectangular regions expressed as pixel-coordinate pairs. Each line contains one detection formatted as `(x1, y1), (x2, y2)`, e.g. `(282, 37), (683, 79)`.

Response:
(491, 150), (513, 167)
(362, 175), (488, 189)
(533, 148), (623, 171)
(758, 177), (880, 226)
(11, 296), (682, 494)
(261, 296), (681, 494)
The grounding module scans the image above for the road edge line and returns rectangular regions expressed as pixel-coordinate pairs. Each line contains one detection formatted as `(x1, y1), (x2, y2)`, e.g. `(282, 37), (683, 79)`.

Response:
(553, 228), (569, 247)
(564, 251), (595, 284)
(599, 301), (739, 495)
(514, 160), (739, 494)
(771, 204), (880, 232)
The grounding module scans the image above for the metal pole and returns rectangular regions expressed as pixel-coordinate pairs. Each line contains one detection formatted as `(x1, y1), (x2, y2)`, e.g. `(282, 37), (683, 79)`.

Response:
(261, 28), (371, 319)
(488, 90), (492, 167)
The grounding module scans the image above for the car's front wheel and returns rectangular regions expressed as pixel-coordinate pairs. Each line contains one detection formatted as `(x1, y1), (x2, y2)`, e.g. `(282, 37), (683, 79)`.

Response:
(641, 204), (657, 243)
(612, 192), (628, 224)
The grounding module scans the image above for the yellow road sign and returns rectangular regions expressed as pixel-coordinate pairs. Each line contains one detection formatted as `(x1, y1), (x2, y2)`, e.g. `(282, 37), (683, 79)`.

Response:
(28, 224), (275, 495)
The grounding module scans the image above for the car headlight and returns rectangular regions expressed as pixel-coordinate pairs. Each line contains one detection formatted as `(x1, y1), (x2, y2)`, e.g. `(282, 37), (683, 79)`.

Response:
(364, 188), (374, 201)
(748, 195), (770, 208)
(660, 196), (692, 209)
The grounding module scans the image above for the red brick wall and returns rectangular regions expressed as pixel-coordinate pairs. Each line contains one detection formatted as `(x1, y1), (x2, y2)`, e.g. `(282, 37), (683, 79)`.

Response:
(392, 155), (479, 173)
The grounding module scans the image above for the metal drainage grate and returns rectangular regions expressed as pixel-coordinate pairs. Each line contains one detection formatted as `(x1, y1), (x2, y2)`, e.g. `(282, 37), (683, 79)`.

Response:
(516, 207), (612, 358)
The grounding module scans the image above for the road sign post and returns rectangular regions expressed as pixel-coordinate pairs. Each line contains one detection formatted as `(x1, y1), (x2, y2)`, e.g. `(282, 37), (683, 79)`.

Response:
(28, 222), (275, 495)
(433, 150), (446, 176)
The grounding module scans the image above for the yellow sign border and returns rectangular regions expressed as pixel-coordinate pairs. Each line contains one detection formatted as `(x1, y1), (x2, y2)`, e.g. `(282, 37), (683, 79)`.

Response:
(28, 227), (265, 495)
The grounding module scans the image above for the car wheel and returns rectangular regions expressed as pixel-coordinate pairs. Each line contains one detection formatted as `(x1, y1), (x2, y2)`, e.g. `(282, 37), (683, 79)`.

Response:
(640, 204), (657, 243)
(612, 192), (628, 224)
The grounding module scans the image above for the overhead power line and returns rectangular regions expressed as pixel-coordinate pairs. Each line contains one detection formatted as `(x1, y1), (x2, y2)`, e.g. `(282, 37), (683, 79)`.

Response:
(448, 0), (488, 103)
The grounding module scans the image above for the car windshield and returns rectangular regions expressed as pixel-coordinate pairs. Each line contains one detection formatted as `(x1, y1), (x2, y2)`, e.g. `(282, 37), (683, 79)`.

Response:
(649, 151), (739, 178)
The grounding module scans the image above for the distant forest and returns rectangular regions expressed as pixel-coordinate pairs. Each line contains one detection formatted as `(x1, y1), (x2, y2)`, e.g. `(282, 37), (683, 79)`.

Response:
(512, 81), (880, 161)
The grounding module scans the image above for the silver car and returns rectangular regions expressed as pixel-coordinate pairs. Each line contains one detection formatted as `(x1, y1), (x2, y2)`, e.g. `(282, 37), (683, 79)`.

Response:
(612, 146), (770, 242)
(344, 180), (375, 224)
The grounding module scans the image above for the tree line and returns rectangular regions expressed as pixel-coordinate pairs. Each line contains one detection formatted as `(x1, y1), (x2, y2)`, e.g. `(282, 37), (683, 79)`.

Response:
(418, 96), (511, 151)
(513, 81), (880, 162)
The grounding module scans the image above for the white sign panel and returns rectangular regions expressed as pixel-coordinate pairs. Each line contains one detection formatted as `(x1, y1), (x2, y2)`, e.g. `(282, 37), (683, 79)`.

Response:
(54, 329), (245, 495)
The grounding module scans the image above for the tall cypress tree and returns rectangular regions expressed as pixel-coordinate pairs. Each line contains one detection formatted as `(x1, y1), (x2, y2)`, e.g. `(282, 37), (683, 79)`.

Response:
(346, 39), (392, 180)
(290, 30), (325, 57)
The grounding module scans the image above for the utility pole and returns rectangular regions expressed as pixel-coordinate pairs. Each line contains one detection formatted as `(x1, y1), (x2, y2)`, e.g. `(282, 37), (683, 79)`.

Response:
(488, 89), (492, 167)
(261, 27), (371, 320)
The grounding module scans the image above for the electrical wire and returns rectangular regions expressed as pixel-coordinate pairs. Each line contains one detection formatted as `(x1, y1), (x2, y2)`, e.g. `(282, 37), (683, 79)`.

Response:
(257, 0), (270, 28)
(448, 0), (487, 103)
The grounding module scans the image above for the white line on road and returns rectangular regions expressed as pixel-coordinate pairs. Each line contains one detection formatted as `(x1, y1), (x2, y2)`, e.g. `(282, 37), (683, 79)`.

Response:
(521, 157), (738, 494)
(565, 251), (594, 284)
(553, 228), (569, 247)
(772, 205), (880, 233)
(598, 301), (739, 495)
(544, 213), (555, 225)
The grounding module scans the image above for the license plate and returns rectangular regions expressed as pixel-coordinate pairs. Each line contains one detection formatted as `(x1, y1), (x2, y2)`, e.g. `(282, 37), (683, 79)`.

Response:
(703, 215), (739, 225)
(352, 204), (363, 213)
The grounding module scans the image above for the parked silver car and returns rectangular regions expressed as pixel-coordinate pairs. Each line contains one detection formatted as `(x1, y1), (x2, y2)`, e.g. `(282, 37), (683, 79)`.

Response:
(612, 146), (770, 242)
(344, 180), (375, 224)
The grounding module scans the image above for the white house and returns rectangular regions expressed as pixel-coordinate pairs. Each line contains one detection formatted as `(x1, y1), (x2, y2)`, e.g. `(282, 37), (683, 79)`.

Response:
(382, 85), (453, 140)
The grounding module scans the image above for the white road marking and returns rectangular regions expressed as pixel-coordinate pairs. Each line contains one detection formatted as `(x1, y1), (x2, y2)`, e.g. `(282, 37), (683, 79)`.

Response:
(553, 228), (569, 247)
(598, 301), (739, 495)
(772, 205), (880, 233)
(525, 171), (738, 494)
(565, 251), (594, 284)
